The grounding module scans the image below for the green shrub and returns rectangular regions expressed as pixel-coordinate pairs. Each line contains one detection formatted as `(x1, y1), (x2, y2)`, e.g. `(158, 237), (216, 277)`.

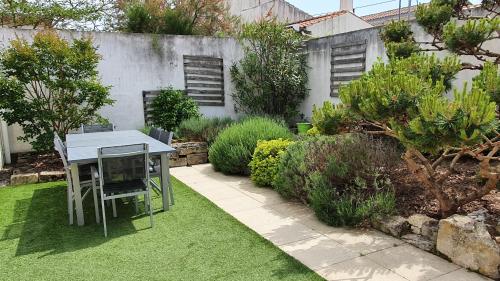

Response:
(150, 88), (200, 131)
(273, 141), (309, 202)
(209, 117), (293, 175)
(249, 138), (294, 187)
(306, 134), (399, 226)
(311, 101), (354, 135)
(273, 134), (400, 226)
(177, 116), (234, 145)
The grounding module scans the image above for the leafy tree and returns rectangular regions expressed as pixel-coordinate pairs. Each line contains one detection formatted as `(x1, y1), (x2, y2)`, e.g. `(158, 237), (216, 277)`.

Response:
(150, 88), (200, 131)
(382, 0), (499, 69)
(0, 30), (113, 151)
(121, 0), (237, 35)
(339, 57), (498, 216)
(230, 18), (309, 123)
(0, 0), (118, 31)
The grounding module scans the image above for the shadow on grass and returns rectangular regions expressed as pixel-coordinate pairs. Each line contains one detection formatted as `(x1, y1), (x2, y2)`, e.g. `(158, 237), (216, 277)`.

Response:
(0, 183), (154, 257)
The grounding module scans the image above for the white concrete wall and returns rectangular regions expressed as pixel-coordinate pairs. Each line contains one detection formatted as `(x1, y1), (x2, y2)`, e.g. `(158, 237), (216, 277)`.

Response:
(226, 0), (310, 23)
(305, 13), (373, 38)
(0, 28), (244, 153)
(302, 27), (385, 117)
(301, 19), (500, 119)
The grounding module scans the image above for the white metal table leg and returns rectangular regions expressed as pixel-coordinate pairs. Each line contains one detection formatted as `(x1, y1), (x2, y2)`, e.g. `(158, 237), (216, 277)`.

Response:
(160, 153), (170, 211)
(70, 163), (85, 226)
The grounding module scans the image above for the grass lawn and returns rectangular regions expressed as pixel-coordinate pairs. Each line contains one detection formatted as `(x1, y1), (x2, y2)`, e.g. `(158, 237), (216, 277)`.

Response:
(0, 177), (323, 281)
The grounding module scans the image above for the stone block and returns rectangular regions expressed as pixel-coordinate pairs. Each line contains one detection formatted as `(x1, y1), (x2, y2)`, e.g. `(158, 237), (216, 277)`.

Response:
(401, 234), (436, 252)
(187, 153), (208, 166)
(10, 173), (39, 185)
(372, 216), (410, 237)
(437, 215), (500, 279)
(173, 142), (208, 156)
(408, 214), (439, 241)
(39, 171), (66, 182)
(170, 157), (187, 168)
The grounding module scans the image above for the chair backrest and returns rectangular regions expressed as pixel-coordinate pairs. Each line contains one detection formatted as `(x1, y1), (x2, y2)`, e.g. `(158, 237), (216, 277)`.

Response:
(158, 130), (174, 146)
(149, 127), (161, 140)
(82, 124), (114, 134)
(53, 134), (69, 169)
(97, 144), (149, 187)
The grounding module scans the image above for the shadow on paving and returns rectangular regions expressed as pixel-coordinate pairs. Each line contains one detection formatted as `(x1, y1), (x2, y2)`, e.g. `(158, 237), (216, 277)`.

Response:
(0, 183), (154, 257)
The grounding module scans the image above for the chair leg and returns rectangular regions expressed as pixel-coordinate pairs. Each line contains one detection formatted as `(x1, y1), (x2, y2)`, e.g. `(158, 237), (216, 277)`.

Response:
(134, 196), (139, 214)
(112, 197), (117, 218)
(147, 189), (154, 228)
(67, 185), (74, 225)
(91, 173), (100, 224)
(101, 196), (108, 237)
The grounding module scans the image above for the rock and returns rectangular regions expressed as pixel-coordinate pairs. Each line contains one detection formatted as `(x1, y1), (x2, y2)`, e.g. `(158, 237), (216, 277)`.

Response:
(437, 215), (500, 279)
(173, 142), (208, 156)
(372, 216), (410, 237)
(408, 214), (439, 241)
(496, 237), (500, 244)
(467, 208), (488, 223)
(39, 171), (66, 182)
(169, 157), (187, 168)
(402, 234), (436, 252)
(10, 173), (39, 185)
(187, 153), (208, 165)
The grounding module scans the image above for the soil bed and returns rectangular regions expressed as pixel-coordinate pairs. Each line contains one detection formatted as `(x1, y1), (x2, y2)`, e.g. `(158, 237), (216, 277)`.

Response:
(0, 152), (63, 186)
(391, 159), (500, 238)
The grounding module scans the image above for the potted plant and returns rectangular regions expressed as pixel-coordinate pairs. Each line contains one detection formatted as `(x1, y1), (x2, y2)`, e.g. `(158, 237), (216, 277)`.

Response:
(296, 114), (312, 134)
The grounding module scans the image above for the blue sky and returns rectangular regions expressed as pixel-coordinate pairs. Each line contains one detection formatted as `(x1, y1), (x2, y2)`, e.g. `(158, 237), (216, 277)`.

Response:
(286, 0), (481, 16)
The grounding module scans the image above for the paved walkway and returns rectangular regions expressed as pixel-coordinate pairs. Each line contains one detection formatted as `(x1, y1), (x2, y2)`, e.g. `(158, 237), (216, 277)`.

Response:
(171, 164), (491, 281)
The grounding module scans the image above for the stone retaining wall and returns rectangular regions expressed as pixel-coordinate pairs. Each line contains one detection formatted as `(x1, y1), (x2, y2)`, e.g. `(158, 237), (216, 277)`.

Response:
(170, 142), (208, 167)
(8, 142), (209, 185)
(372, 214), (500, 279)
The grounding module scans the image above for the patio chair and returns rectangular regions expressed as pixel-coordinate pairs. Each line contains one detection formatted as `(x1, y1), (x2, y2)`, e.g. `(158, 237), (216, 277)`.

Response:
(148, 127), (162, 140)
(95, 143), (153, 237)
(81, 124), (114, 133)
(149, 130), (175, 205)
(54, 134), (100, 225)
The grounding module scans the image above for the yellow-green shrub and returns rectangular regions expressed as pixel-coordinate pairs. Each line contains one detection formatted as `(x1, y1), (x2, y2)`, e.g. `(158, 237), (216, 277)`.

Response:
(249, 138), (294, 187)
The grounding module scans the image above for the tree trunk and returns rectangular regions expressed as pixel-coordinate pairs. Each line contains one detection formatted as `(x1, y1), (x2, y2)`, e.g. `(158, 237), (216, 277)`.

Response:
(403, 149), (498, 217)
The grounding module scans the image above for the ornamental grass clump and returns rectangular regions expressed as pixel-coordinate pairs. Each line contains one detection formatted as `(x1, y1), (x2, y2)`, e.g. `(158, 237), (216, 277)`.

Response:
(208, 117), (293, 175)
(249, 138), (294, 187)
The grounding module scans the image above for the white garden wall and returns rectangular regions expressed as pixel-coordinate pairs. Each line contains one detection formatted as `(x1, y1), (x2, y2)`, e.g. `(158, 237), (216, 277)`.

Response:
(1, 15), (498, 154)
(0, 28), (244, 153)
(300, 21), (500, 119)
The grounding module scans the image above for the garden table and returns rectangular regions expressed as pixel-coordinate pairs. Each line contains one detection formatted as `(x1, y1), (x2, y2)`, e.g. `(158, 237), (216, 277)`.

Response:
(66, 130), (176, 226)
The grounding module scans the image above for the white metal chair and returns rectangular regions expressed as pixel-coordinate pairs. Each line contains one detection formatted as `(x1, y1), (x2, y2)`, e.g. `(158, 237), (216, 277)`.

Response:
(149, 129), (174, 205)
(94, 143), (153, 237)
(148, 127), (162, 140)
(54, 134), (100, 225)
(81, 124), (114, 133)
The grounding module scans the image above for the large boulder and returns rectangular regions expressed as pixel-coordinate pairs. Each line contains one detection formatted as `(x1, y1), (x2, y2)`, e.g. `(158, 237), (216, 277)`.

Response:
(437, 215), (500, 279)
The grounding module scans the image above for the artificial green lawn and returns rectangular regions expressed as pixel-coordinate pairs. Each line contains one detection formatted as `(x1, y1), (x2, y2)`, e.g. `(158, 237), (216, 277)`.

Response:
(0, 177), (323, 281)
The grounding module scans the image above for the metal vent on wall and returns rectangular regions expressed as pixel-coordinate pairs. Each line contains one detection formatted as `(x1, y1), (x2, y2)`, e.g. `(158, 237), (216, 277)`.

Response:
(330, 40), (367, 97)
(183, 55), (225, 106)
